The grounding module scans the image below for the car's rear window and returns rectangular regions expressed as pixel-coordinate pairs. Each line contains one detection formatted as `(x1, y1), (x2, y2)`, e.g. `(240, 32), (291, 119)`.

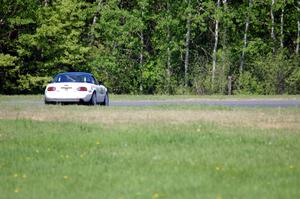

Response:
(53, 74), (93, 83)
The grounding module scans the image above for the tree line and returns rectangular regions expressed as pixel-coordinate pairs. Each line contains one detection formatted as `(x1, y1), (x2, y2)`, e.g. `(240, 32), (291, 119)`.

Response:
(0, 0), (299, 94)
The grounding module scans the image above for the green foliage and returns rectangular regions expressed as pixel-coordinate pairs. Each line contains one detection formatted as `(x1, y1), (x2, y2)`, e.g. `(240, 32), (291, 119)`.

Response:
(17, 75), (52, 94)
(287, 68), (300, 94)
(286, 56), (300, 94)
(236, 71), (263, 95)
(0, 54), (18, 93)
(0, 53), (17, 67)
(0, 0), (300, 94)
(19, 0), (91, 71)
(254, 51), (294, 94)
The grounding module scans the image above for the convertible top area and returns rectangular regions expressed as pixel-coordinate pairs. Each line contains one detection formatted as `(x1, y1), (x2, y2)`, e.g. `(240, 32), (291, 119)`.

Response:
(53, 72), (96, 84)
(57, 72), (93, 76)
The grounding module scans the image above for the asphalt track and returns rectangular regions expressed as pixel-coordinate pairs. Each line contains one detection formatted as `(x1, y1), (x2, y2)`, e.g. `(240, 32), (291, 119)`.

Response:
(112, 99), (300, 107)
(2, 98), (300, 107)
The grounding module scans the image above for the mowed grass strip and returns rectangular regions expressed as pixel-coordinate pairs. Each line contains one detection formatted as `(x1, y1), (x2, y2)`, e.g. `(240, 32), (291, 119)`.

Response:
(1, 103), (300, 130)
(0, 119), (299, 199)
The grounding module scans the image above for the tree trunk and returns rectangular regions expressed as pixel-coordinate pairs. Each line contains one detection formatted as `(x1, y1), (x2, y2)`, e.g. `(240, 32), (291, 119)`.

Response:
(139, 31), (144, 92)
(92, 0), (102, 25)
(296, 1), (300, 55)
(220, 0), (228, 93)
(297, 20), (300, 55)
(280, 2), (285, 48)
(167, 45), (171, 91)
(184, 0), (191, 88)
(90, 0), (102, 45)
(240, 0), (252, 74)
(139, 5), (146, 93)
(140, 33), (143, 68)
(44, 0), (49, 7)
(271, 0), (276, 52)
(212, 0), (220, 86)
(227, 76), (232, 95)
(166, 1), (172, 93)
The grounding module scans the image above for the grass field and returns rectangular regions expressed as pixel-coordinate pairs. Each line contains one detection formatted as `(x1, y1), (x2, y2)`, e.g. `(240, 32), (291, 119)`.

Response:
(0, 95), (300, 199)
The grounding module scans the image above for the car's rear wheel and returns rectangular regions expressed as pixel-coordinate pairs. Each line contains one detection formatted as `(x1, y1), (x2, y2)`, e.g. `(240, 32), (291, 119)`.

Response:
(101, 93), (109, 106)
(44, 99), (54, 105)
(90, 92), (97, 105)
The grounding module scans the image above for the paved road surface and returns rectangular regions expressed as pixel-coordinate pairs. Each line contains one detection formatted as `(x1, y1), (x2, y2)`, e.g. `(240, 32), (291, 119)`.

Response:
(112, 99), (300, 107)
(2, 98), (300, 107)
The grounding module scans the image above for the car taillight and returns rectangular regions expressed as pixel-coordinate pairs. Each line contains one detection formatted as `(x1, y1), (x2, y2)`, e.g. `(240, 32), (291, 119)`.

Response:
(77, 87), (87, 91)
(47, 87), (56, 91)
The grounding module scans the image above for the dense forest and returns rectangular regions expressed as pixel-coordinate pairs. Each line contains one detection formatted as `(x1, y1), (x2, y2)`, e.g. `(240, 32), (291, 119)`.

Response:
(0, 0), (299, 94)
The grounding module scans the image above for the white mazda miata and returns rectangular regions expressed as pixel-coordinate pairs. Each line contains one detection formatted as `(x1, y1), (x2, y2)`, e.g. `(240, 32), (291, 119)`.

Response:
(44, 72), (109, 105)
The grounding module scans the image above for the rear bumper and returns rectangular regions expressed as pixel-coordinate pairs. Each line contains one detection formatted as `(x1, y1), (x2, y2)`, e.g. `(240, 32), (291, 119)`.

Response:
(45, 98), (81, 103)
(45, 93), (93, 103)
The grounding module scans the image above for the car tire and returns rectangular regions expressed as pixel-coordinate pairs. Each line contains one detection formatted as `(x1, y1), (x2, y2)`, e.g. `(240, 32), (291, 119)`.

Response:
(44, 99), (52, 105)
(90, 92), (97, 106)
(101, 93), (109, 106)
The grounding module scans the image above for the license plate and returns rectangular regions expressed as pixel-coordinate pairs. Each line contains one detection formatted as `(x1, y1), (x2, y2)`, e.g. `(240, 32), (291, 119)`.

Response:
(61, 87), (72, 91)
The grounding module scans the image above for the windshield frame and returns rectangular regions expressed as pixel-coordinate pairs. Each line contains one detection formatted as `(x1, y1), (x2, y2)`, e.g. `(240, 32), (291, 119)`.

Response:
(53, 74), (94, 84)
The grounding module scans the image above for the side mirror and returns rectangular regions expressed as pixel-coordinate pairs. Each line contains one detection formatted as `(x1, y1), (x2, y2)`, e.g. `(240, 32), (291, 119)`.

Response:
(98, 80), (103, 85)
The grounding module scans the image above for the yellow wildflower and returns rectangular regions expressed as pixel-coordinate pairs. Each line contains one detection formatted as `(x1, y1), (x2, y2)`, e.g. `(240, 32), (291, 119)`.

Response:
(152, 193), (159, 199)
(63, 176), (69, 180)
(215, 194), (222, 199)
(13, 173), (18, 178)
(96, 140), (100, 145)
(22, 174), (27, 179)
(14, 188), (20, 193)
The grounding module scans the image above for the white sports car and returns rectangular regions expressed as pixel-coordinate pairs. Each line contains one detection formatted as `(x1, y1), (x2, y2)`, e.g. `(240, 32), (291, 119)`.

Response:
(44, 72), (109, 105)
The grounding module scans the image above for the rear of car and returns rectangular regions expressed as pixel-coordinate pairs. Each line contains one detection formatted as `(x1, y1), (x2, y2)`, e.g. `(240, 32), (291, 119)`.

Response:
(45, 82), (94, 103)
(44, 72), (101, 104)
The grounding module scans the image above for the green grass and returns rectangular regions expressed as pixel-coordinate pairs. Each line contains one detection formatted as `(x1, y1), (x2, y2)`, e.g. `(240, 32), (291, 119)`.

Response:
(0, 119), (300, 199)
(0, 95), (300, 198)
